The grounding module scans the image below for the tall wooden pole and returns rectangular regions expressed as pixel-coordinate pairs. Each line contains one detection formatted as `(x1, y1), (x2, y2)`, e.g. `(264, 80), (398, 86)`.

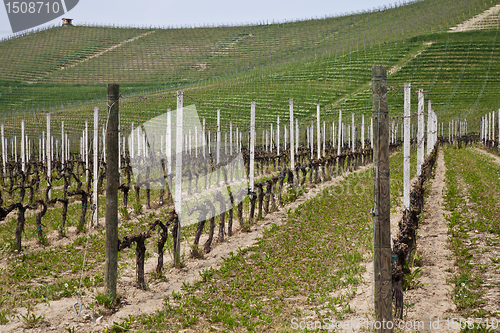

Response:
(317, 104), (321, 160)
(289, 99), (294, 169)
(105, 84), (119, 299)
(337, 110), (342, 155)
(323, 121), (326, 156)
(276, 115), (280, 156)
(295, 118), (298, 155)
(351, 113), (355, 152)
(417, 89), (425, 176)
(216, 109), (221, 164)
(403, 83), (411, 209)
(47, 113), (52, 200)
(1, 123), (5, 178)
(130, 122), (134, 159)
(361, 114), (365, 150)
(202, 118), (206, 158)
(93, 107), (99, 227)
(21, 120), (25, 172)
(174, 91), (183, 267)
(372, 66), (392, 333)
(498, 109), (500, 149)
(250, 102), (256, 191)
(427, 100), (432, 156)
(62, 121), (65, 166)
(166, 110), (172, 175)
(370, 117), (374, 148)
(85, 120), (89, 180)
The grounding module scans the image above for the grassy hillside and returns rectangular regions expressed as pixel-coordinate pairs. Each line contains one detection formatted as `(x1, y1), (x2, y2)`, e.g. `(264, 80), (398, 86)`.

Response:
(0, 0), (496, 109)
(0, 0), (499, 141)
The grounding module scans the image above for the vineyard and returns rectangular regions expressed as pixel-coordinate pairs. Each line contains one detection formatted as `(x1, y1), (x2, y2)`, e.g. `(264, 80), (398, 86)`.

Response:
(1, 0), (500, 332)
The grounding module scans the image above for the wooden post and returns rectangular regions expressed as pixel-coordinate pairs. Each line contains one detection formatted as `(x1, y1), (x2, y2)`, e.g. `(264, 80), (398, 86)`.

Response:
(277, 115), (280, 156)
(290, 99), (294, 169)
(332, 121), (336, 149)
(492, 112), (494, 142)
(202, 118), (206, 158)
(105, 83), (119, 299)
(265, 129), (268, 152)
(317, 104), (321, 160)
(323, 121), (326, 156)
(284, 126), (287, 151)
(174, 92), (183, 268)
(391, 120), (394, 144)
(47, 113), (52, 200)
(61, 121), (65, 166)
(118, 115), (121, 175)
(166, 110), (172, 175)
(427, 100), (432, 156)
(85, 120), (89, 180)
(417, 89), (424, 177)
(42, 131), (45, 163)
(449, 121), (452, 143)
(217, 109), (221, 165)
(351, 113), (355, 152)
(403, 83), (411, 209)
(371, 66), (392, 333)
(93, 107), (99, 227)
(337, 110), (342, 155)
(195, 125), (198, 158)
(488, 113), (491, 142)
(295, 118), (299, 155)
(434, 112), (438, 147)
(1, 123), (5, 178)
(66, 134), (69, 164)
(21, 120), (25, 172)
(361, 114), (365, 150)
(370, 117), (374, 148)
(250, 102), (256, 191)
(236, 127), (239, 153)
(347, 124), (350, 149)
(130, 122), (134, 159)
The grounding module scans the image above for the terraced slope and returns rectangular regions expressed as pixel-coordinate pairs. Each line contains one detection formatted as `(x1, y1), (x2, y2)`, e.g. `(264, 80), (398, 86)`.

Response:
(0, 0), (496, 112)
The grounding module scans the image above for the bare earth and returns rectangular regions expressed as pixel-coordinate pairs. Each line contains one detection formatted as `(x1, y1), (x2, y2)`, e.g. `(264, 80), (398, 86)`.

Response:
(449, 4), (500, 32)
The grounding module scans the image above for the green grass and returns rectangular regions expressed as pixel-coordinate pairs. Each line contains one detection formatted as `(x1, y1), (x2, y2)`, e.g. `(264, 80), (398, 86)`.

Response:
(99, 148), (416, 332)
(0, 145), (414, 331)
(443, 145), (500, 318)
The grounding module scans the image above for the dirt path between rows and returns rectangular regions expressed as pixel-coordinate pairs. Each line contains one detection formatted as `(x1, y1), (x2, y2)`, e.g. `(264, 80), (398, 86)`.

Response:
(344, 149), (458, 332)
(403, 149), (457, 331)
(4, 163), (375, 333)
